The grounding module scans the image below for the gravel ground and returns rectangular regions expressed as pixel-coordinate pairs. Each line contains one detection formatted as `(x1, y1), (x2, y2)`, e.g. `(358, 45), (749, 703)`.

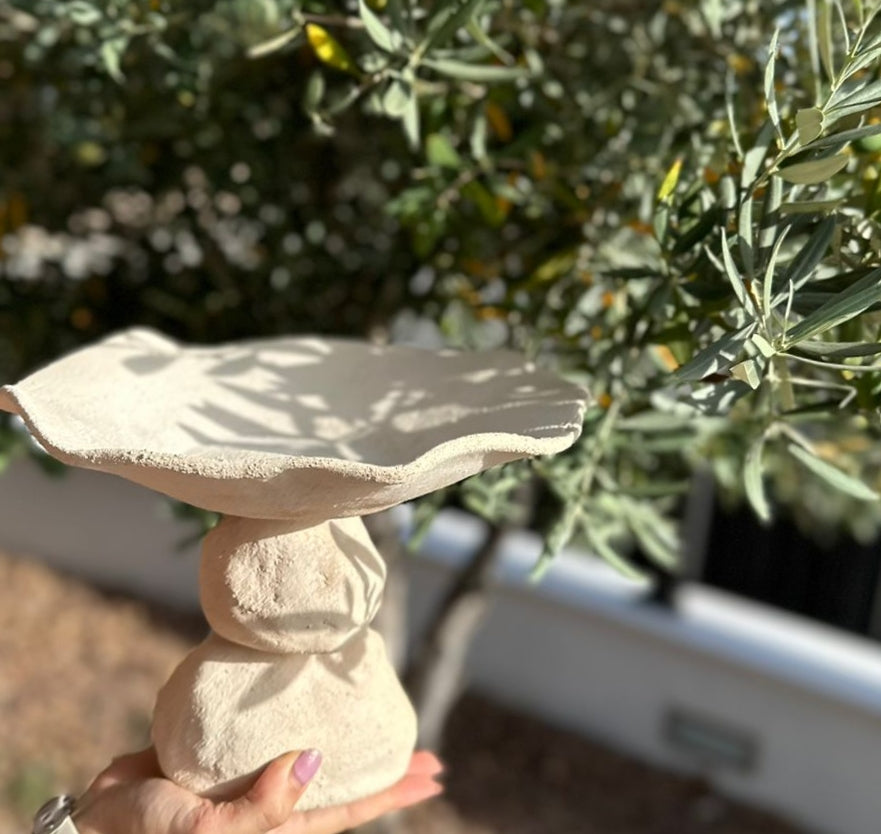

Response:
(0, 550), (806, 834)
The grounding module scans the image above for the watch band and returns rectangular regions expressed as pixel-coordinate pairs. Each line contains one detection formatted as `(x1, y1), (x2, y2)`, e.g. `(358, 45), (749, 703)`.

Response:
(32, 796), (80, 834)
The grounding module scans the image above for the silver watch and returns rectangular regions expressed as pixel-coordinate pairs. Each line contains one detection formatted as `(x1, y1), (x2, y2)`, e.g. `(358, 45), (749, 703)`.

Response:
(32, 796), (80, 834)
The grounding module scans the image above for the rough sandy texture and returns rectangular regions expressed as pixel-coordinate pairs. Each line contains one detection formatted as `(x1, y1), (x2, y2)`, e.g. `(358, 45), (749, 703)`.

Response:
(200, 516), (386, 653)
(151, 629), (417, 810)
(0, 328), (588, 522)
(0, 551), (806, 834)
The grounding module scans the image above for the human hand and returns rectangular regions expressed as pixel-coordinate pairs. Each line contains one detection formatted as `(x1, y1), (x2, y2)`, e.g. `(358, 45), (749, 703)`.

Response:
(73, 747), (443, 834)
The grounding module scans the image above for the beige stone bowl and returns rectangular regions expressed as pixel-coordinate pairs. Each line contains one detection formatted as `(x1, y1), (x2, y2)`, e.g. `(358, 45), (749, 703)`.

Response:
(0, 327), (589, 809)
(0, 328), (588, 523)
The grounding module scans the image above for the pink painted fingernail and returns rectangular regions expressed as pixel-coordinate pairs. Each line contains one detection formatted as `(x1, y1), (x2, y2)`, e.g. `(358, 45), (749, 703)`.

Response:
(292, 749), (322, 786)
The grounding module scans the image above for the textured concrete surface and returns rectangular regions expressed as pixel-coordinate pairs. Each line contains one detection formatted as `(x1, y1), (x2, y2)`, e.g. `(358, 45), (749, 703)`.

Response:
(0, 328), (588, 521)
(200, 516), (386, 653)
(151, 628), (417, 809)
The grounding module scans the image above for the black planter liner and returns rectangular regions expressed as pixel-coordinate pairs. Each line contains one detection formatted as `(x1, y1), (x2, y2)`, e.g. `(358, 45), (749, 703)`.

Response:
(703, 502), (881, 640)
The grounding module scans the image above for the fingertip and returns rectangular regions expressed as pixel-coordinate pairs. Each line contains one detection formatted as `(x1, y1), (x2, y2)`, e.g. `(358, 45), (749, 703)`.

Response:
(421, 779), (444, 800)
(409, 751), (445, 777)
(394, 774), (445, 807)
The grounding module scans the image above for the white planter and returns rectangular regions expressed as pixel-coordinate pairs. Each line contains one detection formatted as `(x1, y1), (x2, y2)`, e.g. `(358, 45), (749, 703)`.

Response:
(408, 510), (881, 834)
(3, 457), (881, 833)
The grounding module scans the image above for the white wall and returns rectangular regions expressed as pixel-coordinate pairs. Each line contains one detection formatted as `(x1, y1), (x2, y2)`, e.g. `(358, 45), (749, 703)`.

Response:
(0, 458), (201, 607)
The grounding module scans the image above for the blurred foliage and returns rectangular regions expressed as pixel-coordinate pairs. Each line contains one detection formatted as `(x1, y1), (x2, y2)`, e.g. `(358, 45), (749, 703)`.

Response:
(4, 761), (56, 816)
(2, 0), (881, 575)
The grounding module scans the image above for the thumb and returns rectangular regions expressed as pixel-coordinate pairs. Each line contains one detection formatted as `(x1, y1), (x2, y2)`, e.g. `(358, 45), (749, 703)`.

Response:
(221, 749), (322, 833)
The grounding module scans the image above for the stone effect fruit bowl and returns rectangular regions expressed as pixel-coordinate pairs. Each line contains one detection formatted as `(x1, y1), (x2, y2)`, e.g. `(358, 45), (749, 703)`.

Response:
(0, 328), (589, 810)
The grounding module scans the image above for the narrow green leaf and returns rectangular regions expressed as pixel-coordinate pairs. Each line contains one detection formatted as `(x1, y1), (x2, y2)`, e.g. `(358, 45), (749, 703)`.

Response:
(100, 37), (127, 83)
(744, 435), (772, 523)
(832, 77), (872, 112)
(764, 30), (783, 142)
(701, 0), (724, 37)
(422, 57), (530, 82)
(359, 0), (400, 52)
(796, 107), (824, 144)
(672, 206), (720, 254)
(738, 196), (754, 278)
(530, 543), (556, 582)
(762, 227), (789, 317)
(67, 1), (102, 25)
(623, 503), (679, 569)
(762, 226), (789, 315)
(303, 71), (326, 116)
(788, 443), (879, 500)
(386, 0), (412, 38)
(382, 78), (411, 117)
(758, 174), (782, 255)
(818, 0), (835, 82)
(827, 79), (881, 121)
(247, 25), (302, 58)
(422, 0), (486, 52)
(843, 38), (881, 77)
(788, 290), (863, 314)
(774, 216), (836, 306)
(718, 228), (756, 313)
(684, 379), (752, 414)
(784, 267), (881, 344)
(466, 19), (514, 63)
(426, 133), (462, 168)
(730, 358), (762, 389)
(795, 339), (881, 358)
(806, 0), (822, 95)
(751, 333), (776, 357)
(617, 412), (696, 432)
(470, 111), (488, 160)
(725, 71), (744, 159)
(531, 507), (576, 581)
(583, 526), (646, 580)
(803, 122), (881, 151)
(325, 82), (364, 116)
(671, 324), (757, 382)
(402, 88), (421, 149)
(776, 154), (849, 184)
(853, 0), (865, 28)
(742, 122), (774, 188)
(719, 175), (737, 211)
(780, 199), (843, 214)
(653, 202), (669, 243)
(832, 0), (850, 54)
(827, 98), (881, 123)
